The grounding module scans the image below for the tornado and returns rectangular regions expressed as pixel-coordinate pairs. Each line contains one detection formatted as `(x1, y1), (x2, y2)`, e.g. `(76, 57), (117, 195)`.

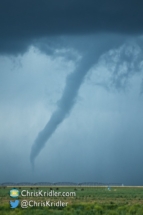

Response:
(30, 39), (121, 167)
(30, 50), (97, 166)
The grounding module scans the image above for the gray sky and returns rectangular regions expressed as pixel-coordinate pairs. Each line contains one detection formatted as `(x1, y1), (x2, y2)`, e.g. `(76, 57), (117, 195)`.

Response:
(0, 1), (143, 185)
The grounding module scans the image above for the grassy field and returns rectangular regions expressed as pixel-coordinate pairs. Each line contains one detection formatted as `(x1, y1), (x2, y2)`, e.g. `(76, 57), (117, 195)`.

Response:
(0, 186), (143, 214)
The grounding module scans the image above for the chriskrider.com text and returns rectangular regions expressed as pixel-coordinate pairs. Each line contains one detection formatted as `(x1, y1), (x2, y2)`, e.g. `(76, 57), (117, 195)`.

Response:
(21, 190), (76, 197)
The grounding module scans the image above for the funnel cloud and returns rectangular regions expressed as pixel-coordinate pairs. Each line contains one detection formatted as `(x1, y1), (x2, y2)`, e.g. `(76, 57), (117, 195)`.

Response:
(30, 51), (96, 165)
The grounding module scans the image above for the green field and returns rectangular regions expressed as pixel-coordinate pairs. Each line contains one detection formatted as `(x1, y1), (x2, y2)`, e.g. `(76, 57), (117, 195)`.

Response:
(0, 186), (143, 214)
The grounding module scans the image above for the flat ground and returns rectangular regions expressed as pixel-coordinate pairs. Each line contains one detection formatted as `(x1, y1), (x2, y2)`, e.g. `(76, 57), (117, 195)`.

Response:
(0, 186), (143, 214)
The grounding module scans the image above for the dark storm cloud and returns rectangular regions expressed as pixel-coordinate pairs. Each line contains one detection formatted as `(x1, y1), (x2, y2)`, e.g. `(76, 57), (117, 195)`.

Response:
(1, 1), (143, 185)
(0, 0), (143, 54)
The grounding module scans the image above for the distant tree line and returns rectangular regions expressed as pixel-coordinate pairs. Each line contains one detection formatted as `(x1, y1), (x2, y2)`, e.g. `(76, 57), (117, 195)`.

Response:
(0, 182), (122, 186)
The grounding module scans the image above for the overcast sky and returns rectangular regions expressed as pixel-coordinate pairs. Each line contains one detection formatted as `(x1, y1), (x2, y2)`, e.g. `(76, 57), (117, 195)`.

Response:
(0, 1), (143, 185)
